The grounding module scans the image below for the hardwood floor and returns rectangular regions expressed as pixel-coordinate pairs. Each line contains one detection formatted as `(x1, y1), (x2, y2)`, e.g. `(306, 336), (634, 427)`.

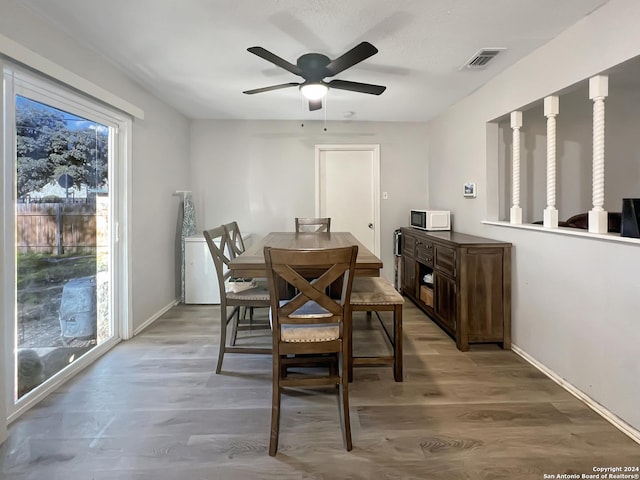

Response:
(1, 301), (638, 479)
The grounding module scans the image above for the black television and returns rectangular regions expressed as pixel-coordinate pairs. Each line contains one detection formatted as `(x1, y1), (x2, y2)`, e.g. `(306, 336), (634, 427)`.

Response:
(621, 198), (640, 238)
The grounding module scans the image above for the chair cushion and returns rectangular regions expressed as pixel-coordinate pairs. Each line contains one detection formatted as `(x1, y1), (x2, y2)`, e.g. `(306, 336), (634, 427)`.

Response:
(281, 324), (339, 342)
(350, 277), (404, 306)
(226, 284), (270, 301)
(226, 277), (270, 293)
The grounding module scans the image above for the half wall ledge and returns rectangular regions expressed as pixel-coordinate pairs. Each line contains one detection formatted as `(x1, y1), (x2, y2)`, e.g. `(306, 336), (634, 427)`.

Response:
(482, 221), (640, 246)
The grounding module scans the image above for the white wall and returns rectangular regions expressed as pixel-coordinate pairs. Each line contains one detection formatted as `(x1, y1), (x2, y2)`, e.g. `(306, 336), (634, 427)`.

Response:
(427, 0), (640, 431)
(0, 0), (190, 438)
(0, 0), (190, 327)
(190, 120), (428, 281)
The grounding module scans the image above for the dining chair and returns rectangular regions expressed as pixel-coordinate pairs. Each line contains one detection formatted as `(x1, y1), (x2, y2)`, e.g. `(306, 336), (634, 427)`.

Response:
(203, 226), (271, 374)
(264, 244), (358, 456)
(223, 221), (261, 341)
(294, 217), (331, 233)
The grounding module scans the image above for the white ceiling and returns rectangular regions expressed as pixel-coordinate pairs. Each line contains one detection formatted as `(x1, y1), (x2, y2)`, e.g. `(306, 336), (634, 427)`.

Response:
(21, 0), (609, 122)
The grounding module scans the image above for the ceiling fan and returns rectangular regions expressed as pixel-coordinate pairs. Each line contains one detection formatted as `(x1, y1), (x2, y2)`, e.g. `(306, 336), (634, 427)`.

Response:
(242, 41), (386, 111)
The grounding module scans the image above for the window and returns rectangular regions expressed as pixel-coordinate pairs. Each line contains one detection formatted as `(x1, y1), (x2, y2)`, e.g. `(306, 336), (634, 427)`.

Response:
(2, 65), (131, 420)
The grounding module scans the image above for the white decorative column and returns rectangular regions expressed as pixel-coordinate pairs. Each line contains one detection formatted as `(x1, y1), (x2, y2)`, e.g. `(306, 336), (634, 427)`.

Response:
(588, 75), (608, 233)
(543, 96), (559, 228)
(510, 111), (523, 224)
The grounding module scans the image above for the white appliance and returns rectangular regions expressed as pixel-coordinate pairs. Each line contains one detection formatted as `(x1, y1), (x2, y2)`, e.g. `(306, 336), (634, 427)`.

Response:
(184, 233), (253, 304)
(410, 209), (451, 231)
(184, 234), (219, 304)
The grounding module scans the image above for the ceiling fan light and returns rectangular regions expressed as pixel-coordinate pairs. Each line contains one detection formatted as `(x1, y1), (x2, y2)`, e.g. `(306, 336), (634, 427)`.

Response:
(300, 82), (328, 100)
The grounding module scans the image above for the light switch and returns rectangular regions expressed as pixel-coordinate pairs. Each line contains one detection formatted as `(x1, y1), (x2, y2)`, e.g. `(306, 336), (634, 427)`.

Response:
(382, 192), (388, 200)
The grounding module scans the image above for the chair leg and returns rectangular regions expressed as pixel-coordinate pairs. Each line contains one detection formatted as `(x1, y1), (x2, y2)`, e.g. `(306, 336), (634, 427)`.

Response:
(347, 312), (354, 383)
(269, 355), (281, 456)
(230, 310), (240, 346)
(394, 305), (403, 382)
(231, 306), (258, 345)
(216, 307), (231, 374)
(329, 357), (338, 379)
(338, 349), (353, 451)
(216, 307), (240, 373)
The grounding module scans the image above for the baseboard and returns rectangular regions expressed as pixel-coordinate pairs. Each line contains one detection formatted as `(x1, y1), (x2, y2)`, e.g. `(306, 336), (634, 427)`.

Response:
(511, 344), (640, 445)
(133, 298), (180, 336)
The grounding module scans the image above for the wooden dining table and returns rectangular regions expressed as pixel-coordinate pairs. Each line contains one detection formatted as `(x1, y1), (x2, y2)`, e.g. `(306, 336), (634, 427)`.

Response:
(228, 231), (383, 278)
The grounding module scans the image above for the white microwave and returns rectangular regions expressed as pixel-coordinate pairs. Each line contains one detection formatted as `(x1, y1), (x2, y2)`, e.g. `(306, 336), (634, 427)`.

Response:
(410, 209), (451, 231)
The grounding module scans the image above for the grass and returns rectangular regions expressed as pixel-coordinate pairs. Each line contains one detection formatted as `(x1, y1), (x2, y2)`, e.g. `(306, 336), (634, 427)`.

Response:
(17, 252), (97, 290)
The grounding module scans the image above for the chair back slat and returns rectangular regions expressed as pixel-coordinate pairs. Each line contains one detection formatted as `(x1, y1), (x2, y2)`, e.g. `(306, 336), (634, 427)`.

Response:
(223, 221), (246, 258)
(203, 226), (234, 295)
(273, 264), (349, 319)
(295, 217), (331, 233)
(264, 245), (357, 330)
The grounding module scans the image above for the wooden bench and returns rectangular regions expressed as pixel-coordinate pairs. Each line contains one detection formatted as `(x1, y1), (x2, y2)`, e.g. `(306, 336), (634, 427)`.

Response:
(349, 277), (404, 382)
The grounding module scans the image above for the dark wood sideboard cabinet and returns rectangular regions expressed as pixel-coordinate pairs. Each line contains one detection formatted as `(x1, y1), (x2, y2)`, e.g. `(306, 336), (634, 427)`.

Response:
(400, 228), (512, 351)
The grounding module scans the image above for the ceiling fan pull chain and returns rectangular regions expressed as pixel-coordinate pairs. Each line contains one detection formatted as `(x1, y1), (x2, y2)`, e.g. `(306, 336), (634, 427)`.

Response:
(323, 94), (327, 132)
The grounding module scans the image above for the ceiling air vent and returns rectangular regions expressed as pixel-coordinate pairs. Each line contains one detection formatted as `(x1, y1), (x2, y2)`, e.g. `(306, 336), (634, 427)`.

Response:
(460, 48), (506, 70)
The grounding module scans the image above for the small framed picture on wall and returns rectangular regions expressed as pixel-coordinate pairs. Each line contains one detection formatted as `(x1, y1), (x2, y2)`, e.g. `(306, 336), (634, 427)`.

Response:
(463, 182), (476, 198)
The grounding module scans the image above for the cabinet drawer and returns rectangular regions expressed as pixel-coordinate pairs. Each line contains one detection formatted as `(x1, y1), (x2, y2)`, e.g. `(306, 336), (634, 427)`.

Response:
(434, 245), (456, 277)
(416, 244), (433, 265)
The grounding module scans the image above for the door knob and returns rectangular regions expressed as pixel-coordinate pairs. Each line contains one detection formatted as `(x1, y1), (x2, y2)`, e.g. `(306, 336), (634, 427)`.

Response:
(368, 223), (374, 229)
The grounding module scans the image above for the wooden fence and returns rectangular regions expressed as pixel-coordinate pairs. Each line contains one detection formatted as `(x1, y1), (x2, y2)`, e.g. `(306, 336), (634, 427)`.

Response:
(16, 203), (106, 254)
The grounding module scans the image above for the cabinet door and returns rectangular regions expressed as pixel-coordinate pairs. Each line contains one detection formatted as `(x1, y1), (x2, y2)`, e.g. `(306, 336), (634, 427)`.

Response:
(402, 230), (417, 257)
(402, 254), (416, 296)
(434, 271), (456, 332)
(462, 247), (505, 342)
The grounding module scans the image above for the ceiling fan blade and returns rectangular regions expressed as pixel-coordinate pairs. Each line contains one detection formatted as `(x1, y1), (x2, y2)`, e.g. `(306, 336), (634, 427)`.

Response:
(247, 47), (304, 76)
(328, 79), (386, 95)
(243, 82), (300, 94)
(325, 42), (379, 76)
(308, 99), (322, 111)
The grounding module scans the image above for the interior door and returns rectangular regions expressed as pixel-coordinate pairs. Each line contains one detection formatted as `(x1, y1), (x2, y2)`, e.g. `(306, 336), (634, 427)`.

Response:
(315, 145), (380, 255)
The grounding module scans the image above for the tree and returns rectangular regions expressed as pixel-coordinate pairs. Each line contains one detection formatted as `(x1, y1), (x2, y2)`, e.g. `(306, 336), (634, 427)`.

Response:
(16, 96), (108, 199)
(16, 98), (65, 197)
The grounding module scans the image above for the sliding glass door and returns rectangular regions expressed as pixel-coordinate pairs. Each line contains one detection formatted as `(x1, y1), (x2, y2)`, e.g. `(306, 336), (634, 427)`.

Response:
(3, 66), (129, 419)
